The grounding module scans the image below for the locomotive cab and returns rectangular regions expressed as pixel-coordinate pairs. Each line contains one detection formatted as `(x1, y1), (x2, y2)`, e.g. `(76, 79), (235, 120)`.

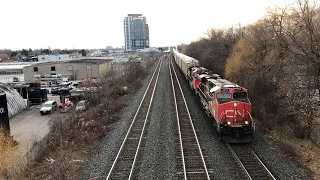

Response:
(213, 87), (254, 143)
(172, 49), (254, 143)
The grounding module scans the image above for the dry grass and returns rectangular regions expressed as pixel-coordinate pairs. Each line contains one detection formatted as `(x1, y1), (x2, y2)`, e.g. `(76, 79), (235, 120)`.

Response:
(0, 129), (18, 178)
(267, 127), (320, 179)
(21, 55), (159, 180)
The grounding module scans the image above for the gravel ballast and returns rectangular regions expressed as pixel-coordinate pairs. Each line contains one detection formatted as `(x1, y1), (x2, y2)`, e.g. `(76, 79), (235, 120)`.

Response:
(135, 56), (177, 179)
(171, 58), (312, 180)
(81, 59), (160, 179)
(82, 54), (312, 180)
(250, 132), (312, 179)
(171, 59), (245, 180)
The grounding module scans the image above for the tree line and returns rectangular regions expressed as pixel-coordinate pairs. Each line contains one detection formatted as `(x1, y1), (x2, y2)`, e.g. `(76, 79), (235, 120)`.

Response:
(182, 0), (320, 141)
(0, 48), (87, 58)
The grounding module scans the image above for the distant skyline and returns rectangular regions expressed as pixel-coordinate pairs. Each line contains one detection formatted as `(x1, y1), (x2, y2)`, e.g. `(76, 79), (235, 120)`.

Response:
(1, 0), (289, 50)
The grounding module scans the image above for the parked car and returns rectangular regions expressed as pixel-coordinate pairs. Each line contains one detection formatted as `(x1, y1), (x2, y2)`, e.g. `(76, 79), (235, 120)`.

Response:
(75, 100), (90, 111)
(51, 86), (59, 94)
(58, 99), (74, 113)
(26, 56), (38, 62)
(40, 100), (57, 115)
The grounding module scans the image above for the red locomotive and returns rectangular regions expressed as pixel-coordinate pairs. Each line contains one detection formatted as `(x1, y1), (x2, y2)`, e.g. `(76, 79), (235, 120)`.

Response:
(172, 49), (254, 143)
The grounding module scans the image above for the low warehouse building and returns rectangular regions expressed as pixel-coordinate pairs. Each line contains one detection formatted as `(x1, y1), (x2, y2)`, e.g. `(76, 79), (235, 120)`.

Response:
(23, 58), (113, 81)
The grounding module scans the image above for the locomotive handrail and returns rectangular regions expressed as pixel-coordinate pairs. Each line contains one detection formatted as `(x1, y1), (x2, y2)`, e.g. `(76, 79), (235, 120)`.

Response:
(219, 112), (225, 122)
(246, 111), (253, 120)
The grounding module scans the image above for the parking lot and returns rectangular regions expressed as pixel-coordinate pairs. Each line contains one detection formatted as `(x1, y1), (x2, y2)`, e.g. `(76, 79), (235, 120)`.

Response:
(10, 94), (60, 155)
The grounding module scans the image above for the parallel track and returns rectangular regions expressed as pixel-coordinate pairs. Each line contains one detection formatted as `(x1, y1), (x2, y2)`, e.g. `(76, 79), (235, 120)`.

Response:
(170, 57), (212, 180)
(227, 144), (276, 180)
(105, 58), (162, 180)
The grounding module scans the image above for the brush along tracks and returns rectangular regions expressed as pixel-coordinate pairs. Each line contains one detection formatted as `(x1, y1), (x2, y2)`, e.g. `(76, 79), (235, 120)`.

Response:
(227, 144), (276, 180)
(105, 58), (163, 180)
(169, 58), (212, 180)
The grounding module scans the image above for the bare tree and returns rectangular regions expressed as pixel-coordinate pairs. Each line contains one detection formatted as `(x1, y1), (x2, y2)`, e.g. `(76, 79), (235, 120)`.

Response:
(183, 26), (244, 76)
(224, 0), (320, 138)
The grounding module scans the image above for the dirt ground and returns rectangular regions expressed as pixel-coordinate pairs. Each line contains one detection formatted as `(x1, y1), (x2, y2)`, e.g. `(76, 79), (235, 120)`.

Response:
(20, 55), (159, 180)
(267, 127), (320, 180)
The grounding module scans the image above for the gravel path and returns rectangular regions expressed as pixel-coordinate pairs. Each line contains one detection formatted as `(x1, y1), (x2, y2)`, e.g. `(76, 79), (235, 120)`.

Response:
(82, 54), (312, 180)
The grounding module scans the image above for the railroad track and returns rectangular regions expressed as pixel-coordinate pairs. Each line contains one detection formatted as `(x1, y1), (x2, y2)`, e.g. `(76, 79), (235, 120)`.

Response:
(227, 144), (276, 180)
(169, 58), (212, 180)
(105, 57), (162, 180)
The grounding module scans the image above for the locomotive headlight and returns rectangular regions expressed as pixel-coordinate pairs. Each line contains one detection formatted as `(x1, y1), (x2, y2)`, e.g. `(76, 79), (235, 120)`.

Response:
(233, 103), (237, 108)
(244, 121), (249, 125)
(227, 121), (231, 125)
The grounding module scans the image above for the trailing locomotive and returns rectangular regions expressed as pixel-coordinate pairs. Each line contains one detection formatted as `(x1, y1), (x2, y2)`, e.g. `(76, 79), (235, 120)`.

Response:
(171, 49), (254, 143)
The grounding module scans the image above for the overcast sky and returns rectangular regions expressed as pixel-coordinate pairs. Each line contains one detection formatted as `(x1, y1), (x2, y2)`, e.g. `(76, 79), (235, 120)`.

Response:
(1, 0), (289, 50)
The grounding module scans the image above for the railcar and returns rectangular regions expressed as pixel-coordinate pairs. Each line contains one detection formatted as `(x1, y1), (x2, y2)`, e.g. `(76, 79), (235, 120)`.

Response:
(171, 49), (254, 143)
(172, 49), (199, 78)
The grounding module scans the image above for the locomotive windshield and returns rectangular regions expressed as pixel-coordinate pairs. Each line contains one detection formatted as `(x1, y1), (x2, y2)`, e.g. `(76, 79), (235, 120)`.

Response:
(233, 92), (246, 98)
(217, 93), (232, 98)
(216, 92), (249, 104)
(233, 92), (249, 103)
(216, 93), (232, 104)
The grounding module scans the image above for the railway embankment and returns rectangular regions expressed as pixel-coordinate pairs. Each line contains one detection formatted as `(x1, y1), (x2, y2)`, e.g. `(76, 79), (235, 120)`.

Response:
(17, 53), (160, 180)
(81, 55), (312, 180)
(182, 1), (320, 178)
(171, 55), (312, 179)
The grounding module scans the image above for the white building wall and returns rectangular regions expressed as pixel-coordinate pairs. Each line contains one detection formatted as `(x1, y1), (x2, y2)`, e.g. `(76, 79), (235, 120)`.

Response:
(38, 55), (71, 62)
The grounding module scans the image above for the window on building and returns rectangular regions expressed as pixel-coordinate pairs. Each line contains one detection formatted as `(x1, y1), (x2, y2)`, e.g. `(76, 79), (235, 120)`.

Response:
(51, 66), (55, 71)
(67, 65), (73, 71)
(87, 65), (91, 70)
(34, 67), (38, 72)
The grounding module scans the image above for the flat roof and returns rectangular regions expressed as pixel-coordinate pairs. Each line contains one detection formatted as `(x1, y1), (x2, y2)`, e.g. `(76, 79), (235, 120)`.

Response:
(0, 64), (31, 70)
(25, 58), (113, 67)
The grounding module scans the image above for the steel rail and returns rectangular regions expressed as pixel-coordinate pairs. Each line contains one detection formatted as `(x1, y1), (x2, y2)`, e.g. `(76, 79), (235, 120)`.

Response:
(227, 144), (276, 180)
(169, 56), (187, 179)
(106, 57), (162, 180)
(128, 57), (162, 179)
(250, 146), (276, 180)
(170, 57), (211, 180)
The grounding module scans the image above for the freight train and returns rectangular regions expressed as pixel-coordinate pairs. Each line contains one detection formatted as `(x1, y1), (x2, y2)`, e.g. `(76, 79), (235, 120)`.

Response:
(171, 49), (255, 143)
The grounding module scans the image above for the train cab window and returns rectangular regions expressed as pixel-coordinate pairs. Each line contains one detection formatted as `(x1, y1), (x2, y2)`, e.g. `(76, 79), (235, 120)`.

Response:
(217, 93), (232, 98)
(233, 92), (249, 103)
(233, 92), (247, 98)
(216, 93), (232, 104)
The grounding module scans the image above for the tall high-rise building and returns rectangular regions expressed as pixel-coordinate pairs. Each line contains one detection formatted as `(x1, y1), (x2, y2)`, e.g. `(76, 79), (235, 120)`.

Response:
(124, 14), (149, 51)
